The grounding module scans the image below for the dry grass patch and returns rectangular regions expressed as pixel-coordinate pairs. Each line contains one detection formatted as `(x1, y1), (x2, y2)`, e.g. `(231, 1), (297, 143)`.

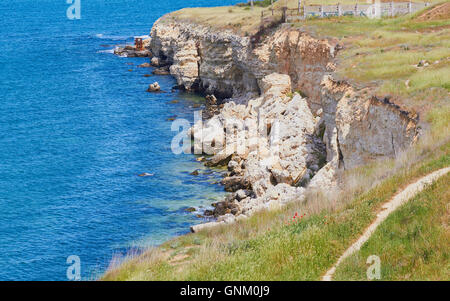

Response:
(294, 3), (450, 114)
(165, 0), (443, 35)
(416, 1), (450, 21)
(168, 6), (267, 35)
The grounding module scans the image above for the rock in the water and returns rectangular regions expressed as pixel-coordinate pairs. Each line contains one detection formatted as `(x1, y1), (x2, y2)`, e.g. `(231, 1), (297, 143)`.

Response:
(203, 209), (214, 216)
(147, 82), (161, 92)
(185, 207), (196, 212)
(206, 150), (232, 167)
(138, 172), (154, 177)
(152, 66), (170, 75)
(190, 170), (200, 176)
(212, 199), (241, 216)
(114, 45), (151, 58)
(138, 62), (151, 68)
(135, 50), (151, 57)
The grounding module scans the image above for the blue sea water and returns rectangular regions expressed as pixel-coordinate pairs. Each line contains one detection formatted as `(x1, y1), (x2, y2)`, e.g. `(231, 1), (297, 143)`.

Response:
(0, 0), (241, 280)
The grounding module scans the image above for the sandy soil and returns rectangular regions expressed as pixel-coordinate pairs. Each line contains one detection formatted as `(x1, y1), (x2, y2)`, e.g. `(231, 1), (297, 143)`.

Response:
(416, 2), (450, 21)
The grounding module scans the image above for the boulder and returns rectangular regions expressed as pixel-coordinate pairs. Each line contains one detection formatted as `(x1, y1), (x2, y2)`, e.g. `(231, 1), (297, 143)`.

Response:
(151, 57), (161, 67)
(185, 207), (196, 212)
(114, 46), (151, 58)
(206, 150), (232, 167)
(138, 62), (151, 68)
(235, 189), (251, 201)
(204, 95), (220, 119)
(147, 82), (161, 92)
(152, 66), (170, 75)
(190, 221), (225, 233)
(217, 214), (236, 224)
(221, 176), (250, 192)
(212, 199), (241, 216)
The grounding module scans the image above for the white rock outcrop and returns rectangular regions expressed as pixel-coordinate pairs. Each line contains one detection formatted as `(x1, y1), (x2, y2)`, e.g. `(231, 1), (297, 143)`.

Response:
(148, 16), (419, 231)
(320, 75), (419, 169)
(188, 73), (325, 228)
(150, 17), (337, 103)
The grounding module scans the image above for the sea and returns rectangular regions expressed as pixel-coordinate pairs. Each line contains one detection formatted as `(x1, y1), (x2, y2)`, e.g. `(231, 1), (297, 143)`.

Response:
(0, 0), (241, 280)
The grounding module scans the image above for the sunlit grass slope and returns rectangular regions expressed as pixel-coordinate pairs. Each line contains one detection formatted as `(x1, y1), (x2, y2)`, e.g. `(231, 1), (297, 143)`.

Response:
(334, 173), (450, 281)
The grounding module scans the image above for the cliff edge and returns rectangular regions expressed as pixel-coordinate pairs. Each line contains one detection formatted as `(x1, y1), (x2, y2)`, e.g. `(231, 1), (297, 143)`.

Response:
(147, 13), (422, 229)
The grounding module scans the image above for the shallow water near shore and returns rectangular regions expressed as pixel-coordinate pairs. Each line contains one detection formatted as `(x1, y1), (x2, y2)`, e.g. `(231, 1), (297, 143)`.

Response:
(0, 0), (241, 280)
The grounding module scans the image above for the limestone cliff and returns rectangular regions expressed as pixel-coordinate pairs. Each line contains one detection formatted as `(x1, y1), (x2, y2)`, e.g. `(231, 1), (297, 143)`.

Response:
(320, 75), (419, 170)
(148, 16), (419, 230)
(150, 17), (337, 110)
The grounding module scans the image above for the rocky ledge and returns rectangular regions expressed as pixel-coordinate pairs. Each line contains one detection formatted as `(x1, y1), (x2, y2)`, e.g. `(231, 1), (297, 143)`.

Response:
(146, 15), (419, 232)
(114, 37), (152, 57)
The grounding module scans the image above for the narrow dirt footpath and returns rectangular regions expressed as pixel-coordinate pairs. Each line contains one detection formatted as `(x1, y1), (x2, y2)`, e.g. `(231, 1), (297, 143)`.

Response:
(322, 167), (450, 281)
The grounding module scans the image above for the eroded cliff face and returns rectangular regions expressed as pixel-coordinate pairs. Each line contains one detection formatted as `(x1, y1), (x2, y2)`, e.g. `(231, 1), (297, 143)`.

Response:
(320, 76), (419, 170)
(150, 17), (337, 108)
(149, 16), (419, 230)
(150, 17), (257, 98)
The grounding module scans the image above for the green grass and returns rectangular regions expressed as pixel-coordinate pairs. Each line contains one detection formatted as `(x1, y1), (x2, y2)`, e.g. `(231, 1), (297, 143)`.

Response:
(295, 6), (450, 109)
(103, 141), (449, 280)
(334, 173), (450, 280)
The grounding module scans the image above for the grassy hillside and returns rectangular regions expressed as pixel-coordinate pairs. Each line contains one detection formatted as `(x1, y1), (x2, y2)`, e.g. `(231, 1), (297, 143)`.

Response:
(334, 173), (450, 280)
(167, 0), (443, 35)
(103, 145), (448, 280)
(103, 3), (449, 281)
(297, 2), (449, 114)
(169, 2), (449, 115)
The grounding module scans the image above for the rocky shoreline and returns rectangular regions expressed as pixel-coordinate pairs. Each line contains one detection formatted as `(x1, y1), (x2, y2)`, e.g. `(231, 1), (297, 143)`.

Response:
(115, 15), (419, 233)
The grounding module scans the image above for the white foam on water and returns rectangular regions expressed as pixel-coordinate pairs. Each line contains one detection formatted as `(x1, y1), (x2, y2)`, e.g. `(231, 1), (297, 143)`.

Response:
(94, 33), (131, 41)
(97, 48), (116, 54)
